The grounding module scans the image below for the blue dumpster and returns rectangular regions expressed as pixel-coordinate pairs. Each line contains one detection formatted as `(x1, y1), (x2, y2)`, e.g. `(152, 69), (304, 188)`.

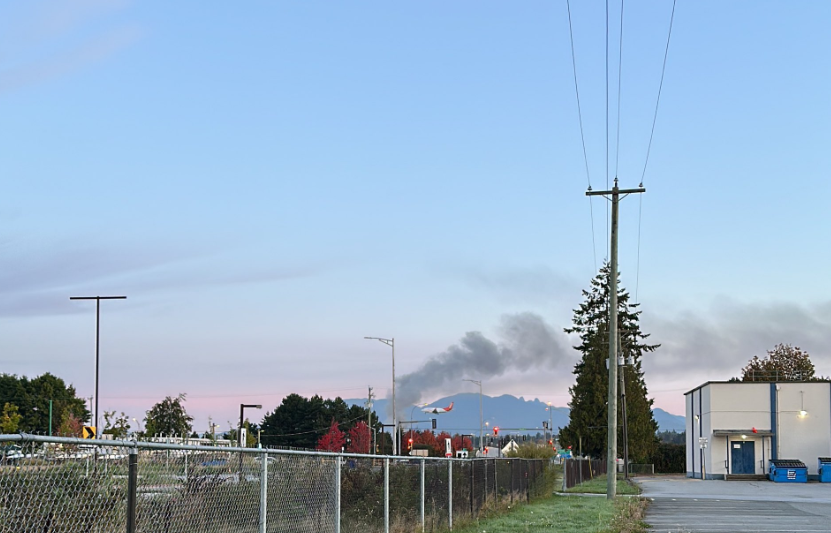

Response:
(768, 459), (807, 483)
(819, 458), (831, 483)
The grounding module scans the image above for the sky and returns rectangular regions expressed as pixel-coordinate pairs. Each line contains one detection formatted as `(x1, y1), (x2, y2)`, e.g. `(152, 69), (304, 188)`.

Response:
(2, 0), (830, 435)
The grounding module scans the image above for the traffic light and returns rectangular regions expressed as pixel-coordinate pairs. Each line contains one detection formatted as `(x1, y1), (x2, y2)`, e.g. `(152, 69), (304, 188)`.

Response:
(493, 426), (499, 436)
(408, 438), (413, 450)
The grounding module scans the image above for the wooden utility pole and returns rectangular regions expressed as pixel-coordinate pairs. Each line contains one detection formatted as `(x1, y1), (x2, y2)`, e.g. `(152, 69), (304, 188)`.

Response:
(587, 178), (644, 499)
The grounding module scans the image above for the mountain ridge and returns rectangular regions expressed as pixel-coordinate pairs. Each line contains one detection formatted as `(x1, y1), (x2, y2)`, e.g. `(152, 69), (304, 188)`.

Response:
(346, 393), (685, 434)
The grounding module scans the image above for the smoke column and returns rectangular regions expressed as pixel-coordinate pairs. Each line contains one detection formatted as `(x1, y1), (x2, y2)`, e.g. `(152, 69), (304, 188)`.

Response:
(394, 312), (570, 417)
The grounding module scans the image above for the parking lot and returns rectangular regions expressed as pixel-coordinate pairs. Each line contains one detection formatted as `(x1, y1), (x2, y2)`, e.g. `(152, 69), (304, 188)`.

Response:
(638, 475), (831, 532)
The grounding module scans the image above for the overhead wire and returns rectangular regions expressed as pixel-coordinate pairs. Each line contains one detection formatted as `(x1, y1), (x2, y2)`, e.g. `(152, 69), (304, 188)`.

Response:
(565, 0), (598, 271)
(614, 0), (625, 180)
(635, 0), (677, 303)
(605, 0), (610, 260)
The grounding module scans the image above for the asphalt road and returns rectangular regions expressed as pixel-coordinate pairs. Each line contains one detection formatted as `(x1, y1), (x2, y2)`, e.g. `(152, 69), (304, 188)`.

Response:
(637, 476), (831, 533)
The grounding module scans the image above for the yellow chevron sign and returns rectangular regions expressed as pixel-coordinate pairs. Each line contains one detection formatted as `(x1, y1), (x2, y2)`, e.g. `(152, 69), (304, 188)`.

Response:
(82, 426), (96, 439)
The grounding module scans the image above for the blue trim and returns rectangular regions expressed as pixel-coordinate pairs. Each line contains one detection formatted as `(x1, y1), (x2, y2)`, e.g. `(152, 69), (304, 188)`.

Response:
(689, 393), (695, 475)
(699, 389), (704, 478)
(770, 383), (777, 460)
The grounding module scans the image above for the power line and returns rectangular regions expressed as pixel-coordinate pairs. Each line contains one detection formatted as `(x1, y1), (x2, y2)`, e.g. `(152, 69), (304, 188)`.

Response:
(565, 0), (598, 270)
(635, 0), (677, 303)
(639, 0), (677, 185)
(605, 0), (610, 259)
(614, 0), (625, 179)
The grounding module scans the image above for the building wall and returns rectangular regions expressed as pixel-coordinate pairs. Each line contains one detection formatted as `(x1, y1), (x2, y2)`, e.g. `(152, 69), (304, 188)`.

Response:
(685, 381), (831, 479)
(776, 382), (831, 475)
(709, 383), (770, 477)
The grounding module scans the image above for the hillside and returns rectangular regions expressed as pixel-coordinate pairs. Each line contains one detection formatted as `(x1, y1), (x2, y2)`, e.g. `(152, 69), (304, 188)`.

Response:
(346, 393), (684, 435)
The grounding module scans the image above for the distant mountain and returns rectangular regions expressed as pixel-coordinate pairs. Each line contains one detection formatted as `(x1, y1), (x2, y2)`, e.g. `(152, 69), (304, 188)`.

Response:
(653, 408), (685, 433)
(345, 393), (685, 435)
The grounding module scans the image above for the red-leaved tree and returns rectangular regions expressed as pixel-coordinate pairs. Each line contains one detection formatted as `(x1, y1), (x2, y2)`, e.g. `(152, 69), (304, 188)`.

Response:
(347, 421), (371, 454)
(316, 419), (345, 452)
(452, 434), (473, 452)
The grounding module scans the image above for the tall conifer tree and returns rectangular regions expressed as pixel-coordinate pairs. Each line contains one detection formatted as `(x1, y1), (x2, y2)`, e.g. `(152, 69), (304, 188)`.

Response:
(559, 263), (659, 463)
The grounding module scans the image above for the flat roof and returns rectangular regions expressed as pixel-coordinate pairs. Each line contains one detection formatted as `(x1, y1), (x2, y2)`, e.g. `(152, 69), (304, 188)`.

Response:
(684, 380), (831, 396)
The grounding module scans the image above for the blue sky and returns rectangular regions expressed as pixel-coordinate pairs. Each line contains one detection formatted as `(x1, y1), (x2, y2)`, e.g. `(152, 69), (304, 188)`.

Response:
(2, 1), (830, 433)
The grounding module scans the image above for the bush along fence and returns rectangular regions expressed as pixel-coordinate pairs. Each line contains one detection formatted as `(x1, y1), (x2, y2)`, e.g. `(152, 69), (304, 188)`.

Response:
(0, 434), (551, 533)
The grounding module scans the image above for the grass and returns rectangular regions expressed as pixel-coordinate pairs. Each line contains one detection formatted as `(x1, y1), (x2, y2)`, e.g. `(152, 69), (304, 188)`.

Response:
(449, 493), (648, 533)
(565, 474), (641, 496)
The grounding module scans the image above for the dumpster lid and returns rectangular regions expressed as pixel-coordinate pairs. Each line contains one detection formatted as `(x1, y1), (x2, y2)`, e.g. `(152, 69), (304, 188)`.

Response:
(770, 459), (806, 468)
(818, 457), (831, 464)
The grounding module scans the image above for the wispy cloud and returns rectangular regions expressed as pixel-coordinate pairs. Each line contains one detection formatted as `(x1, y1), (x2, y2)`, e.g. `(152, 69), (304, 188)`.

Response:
(439, 263), (581, 306)
(642, 298), (831, 380)
(0, 0), (140, 94)
(0, 241), (318, 317)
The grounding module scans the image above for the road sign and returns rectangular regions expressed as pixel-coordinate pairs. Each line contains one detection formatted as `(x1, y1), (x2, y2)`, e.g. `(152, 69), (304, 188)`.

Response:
(82, 426), (96, 439)
(445, 438), (452, 458)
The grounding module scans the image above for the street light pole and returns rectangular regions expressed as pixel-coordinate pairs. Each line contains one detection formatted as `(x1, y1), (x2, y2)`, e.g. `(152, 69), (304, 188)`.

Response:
(463, 379), (483, 455)
(365, 337), (396, 455)
(70, 295), (126, 437)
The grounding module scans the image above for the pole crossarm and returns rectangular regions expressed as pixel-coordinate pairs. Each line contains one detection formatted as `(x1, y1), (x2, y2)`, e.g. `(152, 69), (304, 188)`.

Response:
(586, 186), (646, 197)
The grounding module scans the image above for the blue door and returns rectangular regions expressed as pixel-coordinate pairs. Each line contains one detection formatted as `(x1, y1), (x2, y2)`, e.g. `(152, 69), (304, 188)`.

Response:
(731, 441), (755, 474)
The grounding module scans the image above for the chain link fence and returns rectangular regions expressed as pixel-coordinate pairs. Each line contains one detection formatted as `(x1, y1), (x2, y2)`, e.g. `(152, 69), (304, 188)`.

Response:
(561, 458), (607, 490)
(1, 435), (552, 533)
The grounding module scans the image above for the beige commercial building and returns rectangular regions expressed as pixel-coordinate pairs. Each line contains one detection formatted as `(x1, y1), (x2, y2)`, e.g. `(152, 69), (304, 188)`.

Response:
(685, 381), (831, 480)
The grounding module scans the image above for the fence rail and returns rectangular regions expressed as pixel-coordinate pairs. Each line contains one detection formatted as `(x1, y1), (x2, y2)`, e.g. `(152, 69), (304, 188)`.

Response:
(0, 434), (551, 533)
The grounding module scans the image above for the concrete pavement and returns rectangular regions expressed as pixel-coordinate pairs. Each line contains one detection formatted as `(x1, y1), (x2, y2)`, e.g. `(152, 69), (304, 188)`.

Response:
(636, 475), (831, 532)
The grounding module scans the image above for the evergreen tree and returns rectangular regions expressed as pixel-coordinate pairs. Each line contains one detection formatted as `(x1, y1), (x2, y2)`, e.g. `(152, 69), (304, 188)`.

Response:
(559, 263), (659, 463)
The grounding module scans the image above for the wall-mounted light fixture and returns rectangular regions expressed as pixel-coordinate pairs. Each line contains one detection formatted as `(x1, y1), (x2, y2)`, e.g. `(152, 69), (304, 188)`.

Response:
(741, 434), (747, 440)
(799, 390), (807, 418)
(694, 414), (700, 421)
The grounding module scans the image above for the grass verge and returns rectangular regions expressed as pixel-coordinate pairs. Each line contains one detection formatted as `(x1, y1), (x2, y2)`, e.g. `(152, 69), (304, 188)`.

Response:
(449, 493), (649, 533)
(565, 474), (641, 495)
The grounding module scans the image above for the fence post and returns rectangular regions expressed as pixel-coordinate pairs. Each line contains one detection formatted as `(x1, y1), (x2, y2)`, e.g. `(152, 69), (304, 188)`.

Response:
(420, 458), (425, 532)
(469, 461), (474, 517)
(483, 460), (487, 506)
(562, 459), (567, 492)
(259, 451), (268, 533)
(384, 457), (390, 533)
(493, 460), (498, 503)
(335, 455), (341, 533)
(448, 460), (453, 531)
(126, 447), (137, 533)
